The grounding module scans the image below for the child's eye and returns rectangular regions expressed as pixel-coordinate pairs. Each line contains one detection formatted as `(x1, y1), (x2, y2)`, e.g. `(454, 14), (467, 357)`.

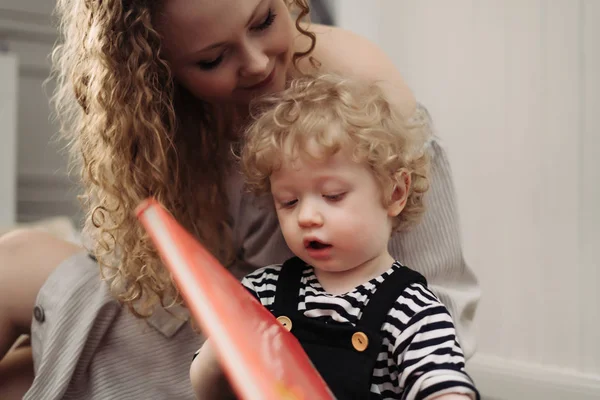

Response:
(323, 193), (346, 202)
(252, 8), (277, 31)
(279, 199), (297, 209)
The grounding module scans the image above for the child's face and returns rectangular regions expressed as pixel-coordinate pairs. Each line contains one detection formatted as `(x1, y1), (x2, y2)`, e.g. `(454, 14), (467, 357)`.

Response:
(270, 145), (401, 279)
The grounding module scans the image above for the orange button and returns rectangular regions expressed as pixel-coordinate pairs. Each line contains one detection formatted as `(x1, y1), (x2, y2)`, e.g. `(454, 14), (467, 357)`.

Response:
(277, 316), (293, 331)
(352, 332), (369, 352)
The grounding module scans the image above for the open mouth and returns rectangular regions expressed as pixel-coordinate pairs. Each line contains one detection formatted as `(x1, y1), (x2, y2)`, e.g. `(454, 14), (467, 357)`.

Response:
(305, 240), (332, 250)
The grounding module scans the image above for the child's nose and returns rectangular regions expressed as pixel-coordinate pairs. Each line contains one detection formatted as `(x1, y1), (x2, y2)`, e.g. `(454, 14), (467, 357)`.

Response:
(297, 200), (324, 228)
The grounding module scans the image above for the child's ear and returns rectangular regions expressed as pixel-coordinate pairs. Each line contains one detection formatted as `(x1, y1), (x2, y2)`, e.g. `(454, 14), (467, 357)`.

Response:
(387, 170), (411, 217)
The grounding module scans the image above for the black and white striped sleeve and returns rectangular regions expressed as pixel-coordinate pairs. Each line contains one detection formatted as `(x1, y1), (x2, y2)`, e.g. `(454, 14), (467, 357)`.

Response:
(240, 265), (282, 307)
(240, 277), (261, 302)
(392, 284), (479, 400)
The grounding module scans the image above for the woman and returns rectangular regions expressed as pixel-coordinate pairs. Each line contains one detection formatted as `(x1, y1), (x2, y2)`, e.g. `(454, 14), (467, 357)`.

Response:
(0, 0), (479, 398)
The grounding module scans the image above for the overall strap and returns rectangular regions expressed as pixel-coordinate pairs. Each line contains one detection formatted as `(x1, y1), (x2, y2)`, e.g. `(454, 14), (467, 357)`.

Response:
(358, 265), (427, 332)
(272, 257), (307, 313)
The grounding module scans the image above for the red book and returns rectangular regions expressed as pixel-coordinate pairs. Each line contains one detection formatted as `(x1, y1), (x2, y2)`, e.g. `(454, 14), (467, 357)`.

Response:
(136, 198), (335, 400)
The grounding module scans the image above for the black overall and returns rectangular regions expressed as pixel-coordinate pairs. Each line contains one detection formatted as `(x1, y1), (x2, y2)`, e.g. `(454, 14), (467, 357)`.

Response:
(270, 257), (427, 400)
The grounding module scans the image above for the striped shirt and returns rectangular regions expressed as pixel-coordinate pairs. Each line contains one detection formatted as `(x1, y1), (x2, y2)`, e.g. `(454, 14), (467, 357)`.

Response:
(242, 262), (479, 400)
(25, 105), (480, 399)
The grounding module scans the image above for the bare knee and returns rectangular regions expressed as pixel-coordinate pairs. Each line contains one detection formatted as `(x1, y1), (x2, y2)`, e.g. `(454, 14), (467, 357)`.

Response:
(0, 229), (82, 336)
(0, 228), (81, 262)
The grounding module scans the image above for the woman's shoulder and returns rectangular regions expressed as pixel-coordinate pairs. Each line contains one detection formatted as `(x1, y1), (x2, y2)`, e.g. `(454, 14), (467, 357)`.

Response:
(296, 24), (417, 118)
(29, 248), (120, 361)
(26, 247), (200, 399)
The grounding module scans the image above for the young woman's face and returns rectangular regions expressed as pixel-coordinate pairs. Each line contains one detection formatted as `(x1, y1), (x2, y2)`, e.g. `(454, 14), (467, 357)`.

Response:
(156, 0), (296, 106)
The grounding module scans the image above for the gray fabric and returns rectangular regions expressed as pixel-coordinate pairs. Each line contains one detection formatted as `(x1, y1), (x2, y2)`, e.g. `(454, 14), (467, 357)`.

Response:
(26, 252), (202, 400)
(26, 104), (479, 399)
(388, 137), (480, 358)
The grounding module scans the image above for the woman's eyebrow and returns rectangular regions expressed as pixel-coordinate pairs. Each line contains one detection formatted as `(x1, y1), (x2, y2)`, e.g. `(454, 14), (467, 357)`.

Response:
(187, 0), (268, 57)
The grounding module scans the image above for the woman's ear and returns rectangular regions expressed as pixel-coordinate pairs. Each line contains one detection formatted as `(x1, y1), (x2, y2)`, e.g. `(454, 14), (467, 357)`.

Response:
(387, 170), (411, 217)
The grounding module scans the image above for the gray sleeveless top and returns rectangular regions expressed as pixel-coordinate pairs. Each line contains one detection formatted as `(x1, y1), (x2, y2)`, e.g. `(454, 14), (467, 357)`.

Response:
(25, 105), (479, 399)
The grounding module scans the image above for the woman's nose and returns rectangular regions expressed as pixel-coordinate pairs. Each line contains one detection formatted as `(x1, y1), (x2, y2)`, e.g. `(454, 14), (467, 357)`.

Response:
(239, 42), (269, 78)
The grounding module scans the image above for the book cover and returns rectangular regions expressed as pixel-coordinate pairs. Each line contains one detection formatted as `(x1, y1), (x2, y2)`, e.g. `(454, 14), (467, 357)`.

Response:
(136, 198), (335, 400)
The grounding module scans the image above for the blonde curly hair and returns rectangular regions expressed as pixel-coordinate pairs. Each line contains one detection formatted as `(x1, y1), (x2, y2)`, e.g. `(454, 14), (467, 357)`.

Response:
(241, 74), (431, 231)
(51, 0), (317, 316)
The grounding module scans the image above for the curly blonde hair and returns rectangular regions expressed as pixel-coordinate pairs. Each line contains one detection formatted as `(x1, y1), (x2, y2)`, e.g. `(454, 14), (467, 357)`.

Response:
(241, 74), (431, 231)
(51, 0), (317, 316)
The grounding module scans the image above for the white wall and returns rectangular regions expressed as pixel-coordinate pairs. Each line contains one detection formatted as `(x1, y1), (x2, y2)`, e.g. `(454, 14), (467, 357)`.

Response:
(0, 1), (78, 222)
(0, 52), (18, 226)
(335, 1), (600, 399)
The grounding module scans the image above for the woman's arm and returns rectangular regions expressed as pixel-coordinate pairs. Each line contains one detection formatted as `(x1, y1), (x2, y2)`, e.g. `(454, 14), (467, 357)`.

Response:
(389, 139), (480, 358)
(0, 229), (82, 398)
(0, 229), (81, 354)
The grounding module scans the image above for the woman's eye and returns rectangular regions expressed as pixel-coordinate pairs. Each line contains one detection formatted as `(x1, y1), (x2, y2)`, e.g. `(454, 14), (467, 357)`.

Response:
(197, 55), (223, 70)
(323, 193), (346, 202)
(253, 8), (277, 31)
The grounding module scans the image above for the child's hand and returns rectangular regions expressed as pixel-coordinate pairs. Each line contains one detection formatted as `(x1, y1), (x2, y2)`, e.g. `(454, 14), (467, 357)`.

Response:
(431, 393), (473, 400)
(189, 340), (236, 399)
